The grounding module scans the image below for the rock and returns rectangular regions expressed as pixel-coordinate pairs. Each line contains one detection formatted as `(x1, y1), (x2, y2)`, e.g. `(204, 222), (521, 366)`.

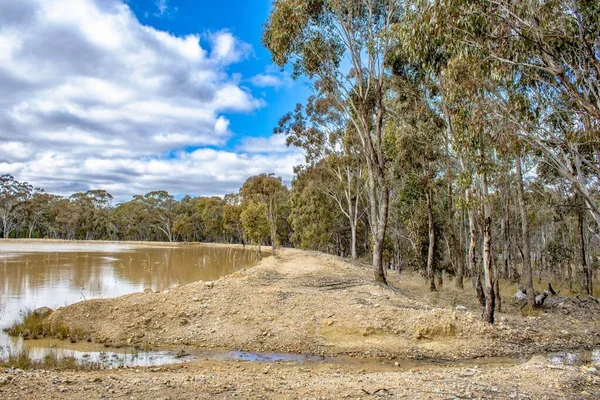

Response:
(33, 306), (53, 317)
(454, 305), (468, 312)
(525, 355), (547, 365)
(0, 376), (13, 386)
(143, 288), (152, 294)
(191, 297), (200, 302)
(204, 281), (215, 289)
(179, 319), (189, 326)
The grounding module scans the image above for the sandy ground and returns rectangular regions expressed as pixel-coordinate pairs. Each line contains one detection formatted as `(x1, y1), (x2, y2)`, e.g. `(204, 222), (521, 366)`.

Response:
(2, 246), (600, 398)
(1, 355), (599, 399)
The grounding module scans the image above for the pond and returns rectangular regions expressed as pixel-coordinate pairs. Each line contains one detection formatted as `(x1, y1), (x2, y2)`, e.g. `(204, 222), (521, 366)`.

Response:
(0, 240), (262, 367)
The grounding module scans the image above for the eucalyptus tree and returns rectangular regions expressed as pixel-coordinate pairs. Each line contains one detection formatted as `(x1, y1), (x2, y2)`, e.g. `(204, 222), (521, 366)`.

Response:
(0, 174), (34, 239)
(70, 190), (114, 240)
(264, 0), (402, 283)
(289, 163), (350, 254)
(276, 97), (365, 259)
(433, 0), (600, 241)
(240, 201), (271, 254)
(134, 191), (177, 242)
(240, 174), (288, 254)
(386, 54), (446, 290)
(22, 191), (56, 239)
(222, 193), (244, 244)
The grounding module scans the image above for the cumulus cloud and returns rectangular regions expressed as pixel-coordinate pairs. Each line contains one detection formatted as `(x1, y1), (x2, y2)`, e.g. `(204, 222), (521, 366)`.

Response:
(0, 0), (299, 200)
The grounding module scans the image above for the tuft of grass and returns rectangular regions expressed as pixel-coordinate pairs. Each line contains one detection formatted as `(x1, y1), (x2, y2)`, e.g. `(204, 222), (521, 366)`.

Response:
(1, 346), (35, 369)
(520, 305), (542, 317)
(3, 309), (82, 341)
(0, 347), (100, 371)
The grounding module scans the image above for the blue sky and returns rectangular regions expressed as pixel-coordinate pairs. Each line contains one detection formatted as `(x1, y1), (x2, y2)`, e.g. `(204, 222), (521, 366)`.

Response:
(0, 0), (308, 200)
(127, 0), (306, 151)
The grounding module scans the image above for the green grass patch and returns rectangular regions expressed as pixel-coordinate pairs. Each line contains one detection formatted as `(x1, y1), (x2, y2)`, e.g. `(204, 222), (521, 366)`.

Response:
(0, 347), (100, 371)
(3, 309), (83, 341)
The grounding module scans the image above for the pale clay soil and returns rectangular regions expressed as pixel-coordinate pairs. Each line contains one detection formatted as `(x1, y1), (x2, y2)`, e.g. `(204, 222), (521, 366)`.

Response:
(2, 246), (600, 399)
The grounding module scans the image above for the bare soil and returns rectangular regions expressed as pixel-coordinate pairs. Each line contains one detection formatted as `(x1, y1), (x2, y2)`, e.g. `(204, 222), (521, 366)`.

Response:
(3, 247), (600, 398)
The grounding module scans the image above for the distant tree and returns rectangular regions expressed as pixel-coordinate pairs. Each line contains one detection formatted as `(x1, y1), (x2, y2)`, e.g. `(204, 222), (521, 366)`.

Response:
(134, 191), (177, 242)
(240, 174), (288, 254)
(240, 201), (271, 254)
(0, 175), (33, 239)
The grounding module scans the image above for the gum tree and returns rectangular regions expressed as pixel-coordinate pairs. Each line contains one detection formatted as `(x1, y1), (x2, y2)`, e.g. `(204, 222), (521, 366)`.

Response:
(264, 0), (401, 283)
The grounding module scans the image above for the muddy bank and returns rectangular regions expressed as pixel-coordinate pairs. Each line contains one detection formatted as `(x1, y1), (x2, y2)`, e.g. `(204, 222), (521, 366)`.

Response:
(47, 248), (600, 360)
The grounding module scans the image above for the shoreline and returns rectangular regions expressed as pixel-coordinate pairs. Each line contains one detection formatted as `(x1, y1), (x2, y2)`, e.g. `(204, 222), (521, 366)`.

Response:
(43, 247), (599, 361)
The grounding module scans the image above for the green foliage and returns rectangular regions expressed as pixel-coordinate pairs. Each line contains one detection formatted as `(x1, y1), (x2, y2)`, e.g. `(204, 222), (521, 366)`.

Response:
(0, 347), (99, 371)
(4, 309), (80, 341)
(288, 164), (349, 253)
(240, 202), (270, 246)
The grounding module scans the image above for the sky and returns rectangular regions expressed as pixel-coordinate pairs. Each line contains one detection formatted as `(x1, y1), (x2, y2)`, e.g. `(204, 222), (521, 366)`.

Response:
(0, 0), (308, 201)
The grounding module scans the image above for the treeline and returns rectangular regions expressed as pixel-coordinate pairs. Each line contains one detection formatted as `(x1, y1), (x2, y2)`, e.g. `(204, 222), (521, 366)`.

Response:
(260, 0), (600, 323)
(0, 174), (291, 250)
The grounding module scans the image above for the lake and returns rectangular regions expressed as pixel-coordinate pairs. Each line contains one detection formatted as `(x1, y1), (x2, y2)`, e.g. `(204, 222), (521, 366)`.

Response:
(0, 240), (261, 366)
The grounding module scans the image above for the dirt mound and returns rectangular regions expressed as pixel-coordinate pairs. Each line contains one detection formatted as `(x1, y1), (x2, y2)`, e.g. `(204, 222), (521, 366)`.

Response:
(47, 248), (600, 360)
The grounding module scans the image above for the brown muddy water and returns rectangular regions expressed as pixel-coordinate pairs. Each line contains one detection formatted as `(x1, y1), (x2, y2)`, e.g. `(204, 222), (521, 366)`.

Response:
(0, 241), (261, 367)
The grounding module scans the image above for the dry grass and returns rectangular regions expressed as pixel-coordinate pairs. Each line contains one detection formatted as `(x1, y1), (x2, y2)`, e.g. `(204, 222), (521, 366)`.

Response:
(0, 346), (100, 370)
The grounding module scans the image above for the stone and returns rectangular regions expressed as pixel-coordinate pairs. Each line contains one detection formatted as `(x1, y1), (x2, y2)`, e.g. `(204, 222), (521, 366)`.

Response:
(33, 306), (53, 317)
(454, 305), (468, 312)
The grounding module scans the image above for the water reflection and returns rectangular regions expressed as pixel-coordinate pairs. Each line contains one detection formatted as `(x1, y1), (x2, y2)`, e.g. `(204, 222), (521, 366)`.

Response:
(0, 241), (260, 367)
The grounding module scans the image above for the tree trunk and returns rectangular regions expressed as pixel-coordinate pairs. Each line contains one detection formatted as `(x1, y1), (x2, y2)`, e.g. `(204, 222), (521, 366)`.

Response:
(270, 221), (277, 256)
(494, 279), (501, 313)
(368, 160), (389, 284)
(426, 188), (437, 291)
(2, 216), (8, 239)
(505, 194), (520, 282)
(482, 169), (495, 324)
(350, 219), (357, 259)
(435, 270), (444, 289)
(578, 209), (591, 296)
(449, 185), (463, 289)
(516, 155), (535, 308)
(372, 184), (389, 284)
(467, 190), (485, 306)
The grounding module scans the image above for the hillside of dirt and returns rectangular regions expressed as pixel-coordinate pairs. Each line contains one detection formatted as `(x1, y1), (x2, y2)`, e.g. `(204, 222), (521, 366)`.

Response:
(46, 248), (600, 360)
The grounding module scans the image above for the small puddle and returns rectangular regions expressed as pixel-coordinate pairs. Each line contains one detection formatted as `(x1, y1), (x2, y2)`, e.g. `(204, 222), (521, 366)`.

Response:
(1, 337), (193, 369)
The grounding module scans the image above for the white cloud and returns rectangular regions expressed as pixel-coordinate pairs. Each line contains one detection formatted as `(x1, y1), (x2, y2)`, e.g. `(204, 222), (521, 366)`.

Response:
(154, 0), (176, 18)
(239, 135), (292, 154)
(249, 65), (293, 89)
(1, 149), (303, 200)
(0, 0), (305, 200)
